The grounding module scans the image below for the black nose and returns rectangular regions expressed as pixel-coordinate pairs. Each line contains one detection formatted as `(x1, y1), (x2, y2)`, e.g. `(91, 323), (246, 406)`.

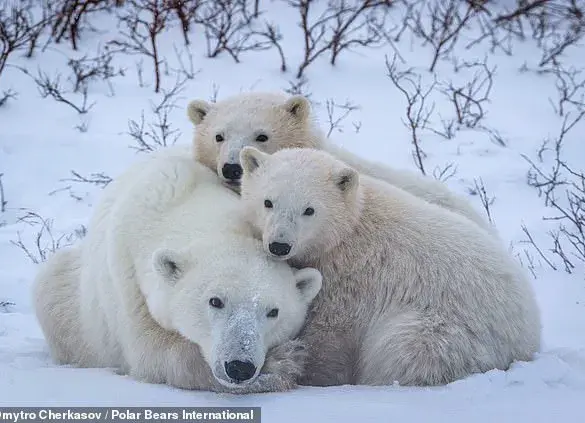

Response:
(222, 163), (243, 180)
(224, 360), (256, 383)
(269, 242), (291, 256)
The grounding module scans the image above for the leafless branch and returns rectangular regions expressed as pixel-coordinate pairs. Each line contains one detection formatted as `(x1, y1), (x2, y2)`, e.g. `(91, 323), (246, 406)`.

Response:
(0, 173), (7, 213)
(108, 0), (173, 93)
(0, 88), (17, 107)
(406, 0), (482, 72)
(432, 162), (458, 182)
(62, 171), (112, 188)
(10, 211), (85, 264)
(20, 66), (95, 114)
(289, 0), (393, 79)
(469, 177), (495, 224)
(168, 0), (204, 46)
(66, 46), (124, 94)
(197, 0), (268, 63)
(51, 0), (121, 50)
(385, 53), (436, 175)
(520, 224), (558, 271)
(0, 1), (52, 81)
(325, 99), (360, 137)
(251, 22), (287, 71)
(284, 76), (312, 99)
(541, 63), (585, 117)
(442, 56), (496, 130)
(522, 107), (585, 274)
(128, 74), (187, 152)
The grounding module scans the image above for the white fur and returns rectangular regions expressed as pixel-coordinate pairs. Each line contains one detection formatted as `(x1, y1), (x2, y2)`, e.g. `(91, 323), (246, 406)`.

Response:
(240, 146), (541, 387)
(33, 145), (322, 393)
(189, 91), (494, 234)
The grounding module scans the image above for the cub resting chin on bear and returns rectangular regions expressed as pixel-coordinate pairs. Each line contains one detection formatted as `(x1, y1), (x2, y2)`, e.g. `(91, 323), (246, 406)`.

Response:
(33, 145), (323, 394)
(239, 146), (541, 387)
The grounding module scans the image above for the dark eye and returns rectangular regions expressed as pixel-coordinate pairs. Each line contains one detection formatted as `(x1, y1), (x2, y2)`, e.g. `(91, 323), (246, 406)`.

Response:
(256, 134), (268, 142)
(209, 297), (224, 309)
(303, 207), (315, 216)
(215, 134), (224, 142)
(267, 308), (279, 318)
(264, 199), (273, 208)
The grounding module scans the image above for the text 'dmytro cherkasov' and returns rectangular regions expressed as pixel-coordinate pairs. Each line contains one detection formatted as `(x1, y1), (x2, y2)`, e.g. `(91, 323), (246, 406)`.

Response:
(0, 407), (261, 423)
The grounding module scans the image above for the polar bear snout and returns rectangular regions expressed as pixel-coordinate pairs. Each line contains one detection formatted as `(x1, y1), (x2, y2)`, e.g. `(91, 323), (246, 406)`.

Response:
(221, 163), (243, 181)
(268, 241), (292, 257)
(224, 360), (257, 383)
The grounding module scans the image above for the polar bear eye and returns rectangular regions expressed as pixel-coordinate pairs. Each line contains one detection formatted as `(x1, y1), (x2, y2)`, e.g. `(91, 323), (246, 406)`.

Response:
(266, 308), (279, 318)
(215, 134), (224, 143)
(264, 199), (273, 208)
(255, 134), (268, 142)
(303, 207), (315, 216)
(209, 297), (224, 309)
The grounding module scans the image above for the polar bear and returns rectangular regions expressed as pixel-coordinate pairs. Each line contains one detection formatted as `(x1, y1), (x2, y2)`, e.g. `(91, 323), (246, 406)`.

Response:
(187, 91), (493, 234)
(33, 146), (322, 393)
(239, 146), (541, 387)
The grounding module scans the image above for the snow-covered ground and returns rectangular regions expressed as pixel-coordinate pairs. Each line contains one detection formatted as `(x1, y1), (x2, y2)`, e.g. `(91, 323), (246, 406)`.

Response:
(1, 1), (584, 421)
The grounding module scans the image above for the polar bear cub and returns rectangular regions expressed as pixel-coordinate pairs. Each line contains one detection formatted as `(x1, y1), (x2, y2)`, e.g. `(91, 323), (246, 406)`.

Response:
(33, 146), (322, 393)
(188, 91), (493, 234)
(239, 146), (541, 387)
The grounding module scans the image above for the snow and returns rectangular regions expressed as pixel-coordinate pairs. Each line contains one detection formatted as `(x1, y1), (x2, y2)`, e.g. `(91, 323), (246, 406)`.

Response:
(1, 2), (584, 421)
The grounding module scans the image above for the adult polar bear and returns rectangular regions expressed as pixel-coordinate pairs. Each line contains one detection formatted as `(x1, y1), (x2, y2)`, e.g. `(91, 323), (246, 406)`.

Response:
(187, 91), (494, 234)
(239, 146), (541, 387)
(33, 145), (323, 393)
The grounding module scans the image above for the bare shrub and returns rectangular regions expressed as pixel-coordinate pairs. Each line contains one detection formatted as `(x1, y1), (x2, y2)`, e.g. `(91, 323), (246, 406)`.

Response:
(66, 46), (125, 94)
(468, 177), (495, 225)
(494, 0), (585, 67)
(62, 170), (112, 188)
(441, 56), (496, 130)
(19, 66), (95, 114)
(251, 22), (287, 71)
(466, 0), (585, 68)
(51, 0), (122, 50)
(197, 0), (270, 63)
(128, 75), (187, 152)
(541, 63), (585, 117)
(170, 44), (199, 80)
(288, 0), (393, 78)
(284, 76), (312, 99)
(385, 53), (436, 175)
(109, 0), (174, 93)
(168, 0), (204, 45)
(0, 1), (51, 81)
(0, 88), (17, 107)
(324, 99), (360, 137)
(11, 211), (86, 264)
(522, 111), (585, 274)
(405, 0), (483, 72)
(432, 162), (458, 182)
(0, 173), (7, 213)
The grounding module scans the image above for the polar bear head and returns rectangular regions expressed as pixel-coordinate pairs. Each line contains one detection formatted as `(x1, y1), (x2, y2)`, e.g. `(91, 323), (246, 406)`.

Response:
(240, 147), (362, 262)
(147, 235), (322, 388)
(187, 92), (321, 190)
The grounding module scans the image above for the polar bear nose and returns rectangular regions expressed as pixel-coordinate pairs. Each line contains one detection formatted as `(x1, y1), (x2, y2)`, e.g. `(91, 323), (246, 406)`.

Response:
(222, 163), (243, 180)
(224, 360), (256, 382)
(269, 242), (291, 257)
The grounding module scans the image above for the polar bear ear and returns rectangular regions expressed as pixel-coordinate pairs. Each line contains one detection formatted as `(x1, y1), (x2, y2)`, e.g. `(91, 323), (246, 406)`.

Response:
(294, 267), (323, 304)
(283, 96), (310, 121)
(187, 99), (211, 125)
(152, 248), (189, 285)
(335, 167), (359, 197)
(240, 146), (270, 175)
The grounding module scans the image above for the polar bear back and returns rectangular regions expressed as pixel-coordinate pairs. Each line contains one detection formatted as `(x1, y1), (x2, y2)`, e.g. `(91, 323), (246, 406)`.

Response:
(106, 146), (250, 282)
